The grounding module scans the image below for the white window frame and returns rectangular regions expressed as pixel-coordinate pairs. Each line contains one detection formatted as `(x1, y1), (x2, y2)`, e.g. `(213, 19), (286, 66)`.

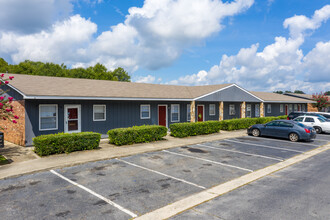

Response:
(171, 104), (180, 122)
(280, 104), (284, 113)
(140, 104), (151, 119)
(246, 104), (252, 118)
(93, 105), (106, 121)
(187, 104), (191, 122)
(267, 104), (271, 113)
(209, 104), (216, 116)
(255, 104), (260, 117)
(289, 104), (293, 113)
(229, 104), (236, 116)
(302, 104), (305, 112)
(39, 104), (58, 131)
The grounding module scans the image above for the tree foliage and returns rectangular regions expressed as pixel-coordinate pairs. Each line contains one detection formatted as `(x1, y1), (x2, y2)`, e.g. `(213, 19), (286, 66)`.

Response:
(0, 58), (131, 82)
(312, 93), (329, 111)
(324, 91), (330, 96)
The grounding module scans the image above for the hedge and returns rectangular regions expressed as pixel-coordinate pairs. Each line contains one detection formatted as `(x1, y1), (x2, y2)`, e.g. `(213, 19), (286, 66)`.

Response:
(170, 121), (222, 138)
(108, 125), (168, 146)
(33, 132), (101, 156)
(218, 115), (287, 131)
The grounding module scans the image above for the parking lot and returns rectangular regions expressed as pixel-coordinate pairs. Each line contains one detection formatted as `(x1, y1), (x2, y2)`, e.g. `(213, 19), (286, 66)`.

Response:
(0, 134), (329, 219)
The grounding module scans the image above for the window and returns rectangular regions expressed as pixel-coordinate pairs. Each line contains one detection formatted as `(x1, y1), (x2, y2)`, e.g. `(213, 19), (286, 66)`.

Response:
(280, 104), (284, 113)
(229, 104), (235, 116)
(293, 117), (303, 122)
(294, 104), (298, 111)
(255, 104), (260, 117)
(302, 104), (305, 112)
(305, 117), (314, 122)
(93, 105), (106, 121)
(171, 104), (180, 122)
(278, 121), (293, 127)
(39, 104), (58, 131)
(140, 105), (150, 119)
(209, 104), (215, 116)
(187, 104), (191, 122)
(266, 121), (279, 126)
(267, 104), (271, 113)
(298, 104), (301, 111)
(289, 104), (293, 113)
(246, 104), (251, 118)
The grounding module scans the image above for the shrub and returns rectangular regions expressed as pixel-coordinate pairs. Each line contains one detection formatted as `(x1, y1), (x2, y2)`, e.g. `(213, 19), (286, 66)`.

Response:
(33, 132), (101, 156)
(218, 115), (287, 131)
(170, 121), (221, 138)
(108, 125), (168, 146)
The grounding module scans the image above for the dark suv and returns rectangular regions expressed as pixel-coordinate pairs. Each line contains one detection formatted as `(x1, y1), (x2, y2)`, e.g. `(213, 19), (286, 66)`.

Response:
(287, 111), (305, 120)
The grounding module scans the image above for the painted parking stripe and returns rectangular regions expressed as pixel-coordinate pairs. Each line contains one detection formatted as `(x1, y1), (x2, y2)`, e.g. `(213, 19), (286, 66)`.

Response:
(50, 170), (137, 218)
(196, 144), (284, 162)
(162, 150), (253, 172)
(244, 136), (320, 147)
(115, 158), (206, 190)
(315, 138), (330, 142)
(225, 139), (304, 153)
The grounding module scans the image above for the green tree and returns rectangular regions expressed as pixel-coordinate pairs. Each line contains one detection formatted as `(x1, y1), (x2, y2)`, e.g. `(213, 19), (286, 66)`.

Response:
(294, 90), (305, 94)
(273, 91), (283, 94)
(324, 91), (330, 96)
(113, 67), (131, 82)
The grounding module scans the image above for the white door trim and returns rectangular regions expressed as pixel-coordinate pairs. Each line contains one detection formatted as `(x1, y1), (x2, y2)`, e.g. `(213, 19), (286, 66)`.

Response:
(64, 105), (81, 133)
(158, 104), (168, 127)
(197, 105), (205, 122)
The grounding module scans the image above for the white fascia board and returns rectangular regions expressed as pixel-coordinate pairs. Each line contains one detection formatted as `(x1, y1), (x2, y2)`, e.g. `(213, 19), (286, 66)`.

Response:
(23, 95), (193, 101)
(3, 83), (27, 98)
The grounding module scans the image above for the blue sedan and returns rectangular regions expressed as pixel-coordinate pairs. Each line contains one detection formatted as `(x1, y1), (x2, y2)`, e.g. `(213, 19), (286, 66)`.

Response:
(247, 120), (316, 142)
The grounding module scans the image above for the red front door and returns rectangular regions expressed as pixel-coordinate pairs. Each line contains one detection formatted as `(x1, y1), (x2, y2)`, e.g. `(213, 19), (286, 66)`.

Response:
(285, 105), (288, 115)
(158, 105), (167, 127)
(197, 105), (204, 122)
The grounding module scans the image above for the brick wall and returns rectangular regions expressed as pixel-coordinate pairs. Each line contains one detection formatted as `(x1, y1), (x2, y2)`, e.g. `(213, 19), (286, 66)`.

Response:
(307, 103), (318, 112)
(1, 100), (25, 146)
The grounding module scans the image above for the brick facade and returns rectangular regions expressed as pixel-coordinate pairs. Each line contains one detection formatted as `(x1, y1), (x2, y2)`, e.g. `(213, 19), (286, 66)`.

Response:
(2, 100), (25, 146)
(307, 103), (318, 112)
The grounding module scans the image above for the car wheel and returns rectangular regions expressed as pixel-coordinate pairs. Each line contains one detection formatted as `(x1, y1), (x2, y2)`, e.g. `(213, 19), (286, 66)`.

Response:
(314, 126), (322, 134)
(289, 133), (299, 142)
(252, 128), (260, 137)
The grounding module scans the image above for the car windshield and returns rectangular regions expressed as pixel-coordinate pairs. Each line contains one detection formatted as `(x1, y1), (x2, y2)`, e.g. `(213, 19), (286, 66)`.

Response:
(318, 117), (326, 122)
(293, 117), (303, 122)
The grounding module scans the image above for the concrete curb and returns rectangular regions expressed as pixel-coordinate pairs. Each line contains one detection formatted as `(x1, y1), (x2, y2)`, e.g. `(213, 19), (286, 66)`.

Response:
(135, 143), (330, 220)
(0, 130), (247, 180)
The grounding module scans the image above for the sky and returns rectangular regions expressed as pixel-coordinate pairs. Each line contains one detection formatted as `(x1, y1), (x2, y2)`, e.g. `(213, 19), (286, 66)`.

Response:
(0, 0), (330, 93)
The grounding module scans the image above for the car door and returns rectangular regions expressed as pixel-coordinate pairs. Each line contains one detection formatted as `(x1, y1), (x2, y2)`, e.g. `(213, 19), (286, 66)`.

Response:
(304, 117), (315, 127)
(277, 121), (293, 138)
(263, 121), (280, 137)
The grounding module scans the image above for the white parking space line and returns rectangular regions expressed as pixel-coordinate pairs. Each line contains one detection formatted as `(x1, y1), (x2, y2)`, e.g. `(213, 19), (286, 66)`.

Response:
(115, 158), (206, 190)
(244, 136), (320, 147)
(225, 139), (304, 153)
(162, 150), (253, 173)
(196, 144), (284, 162)
(50, 170), (137, 218)
(315, 138), (330, 142)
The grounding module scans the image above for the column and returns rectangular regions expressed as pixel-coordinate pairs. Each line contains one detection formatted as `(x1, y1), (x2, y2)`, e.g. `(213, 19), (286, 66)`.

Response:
(241, 101), (246, 118)
(190, 101), (196, 122)
(219, 101), (224, 121)
(260, 102), (265, 117)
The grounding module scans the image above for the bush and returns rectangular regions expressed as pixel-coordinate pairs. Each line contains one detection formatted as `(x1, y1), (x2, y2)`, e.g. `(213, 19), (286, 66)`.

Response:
(170, 121), (222, 138)
(108, 125), (168, 146)
(33, 132), (101, 156)
(218, 115), (287, 131)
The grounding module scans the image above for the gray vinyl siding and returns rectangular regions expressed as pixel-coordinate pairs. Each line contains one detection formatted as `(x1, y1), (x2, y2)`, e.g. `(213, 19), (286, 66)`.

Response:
(194, 102), (219, 121)
(24, 100), (190, 145)
(223, 102), (241, 120)
(1, 84), (24, 101)
(197, 86), (261, 102)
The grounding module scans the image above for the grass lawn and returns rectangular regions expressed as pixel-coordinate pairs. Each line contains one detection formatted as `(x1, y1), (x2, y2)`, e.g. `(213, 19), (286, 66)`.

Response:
(0, 155), (9, 165)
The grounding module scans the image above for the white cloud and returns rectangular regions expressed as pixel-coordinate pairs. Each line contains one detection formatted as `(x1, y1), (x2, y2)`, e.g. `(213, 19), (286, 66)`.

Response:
(0, 0), (254, 73)
(0, 15), (97, 64)
(134, 74), (162, 84)
(169, 5), (330, 93)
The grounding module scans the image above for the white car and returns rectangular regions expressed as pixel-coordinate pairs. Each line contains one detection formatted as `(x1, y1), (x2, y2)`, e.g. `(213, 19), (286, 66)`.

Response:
(294, 116), (330, 134)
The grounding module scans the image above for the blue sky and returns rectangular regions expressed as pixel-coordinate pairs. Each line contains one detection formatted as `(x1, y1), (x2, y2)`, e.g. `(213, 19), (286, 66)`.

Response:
(0, 0), (330, 93)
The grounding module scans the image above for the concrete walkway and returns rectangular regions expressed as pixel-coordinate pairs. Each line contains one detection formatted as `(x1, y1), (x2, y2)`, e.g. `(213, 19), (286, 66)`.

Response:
(0, 130), (247, 180)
